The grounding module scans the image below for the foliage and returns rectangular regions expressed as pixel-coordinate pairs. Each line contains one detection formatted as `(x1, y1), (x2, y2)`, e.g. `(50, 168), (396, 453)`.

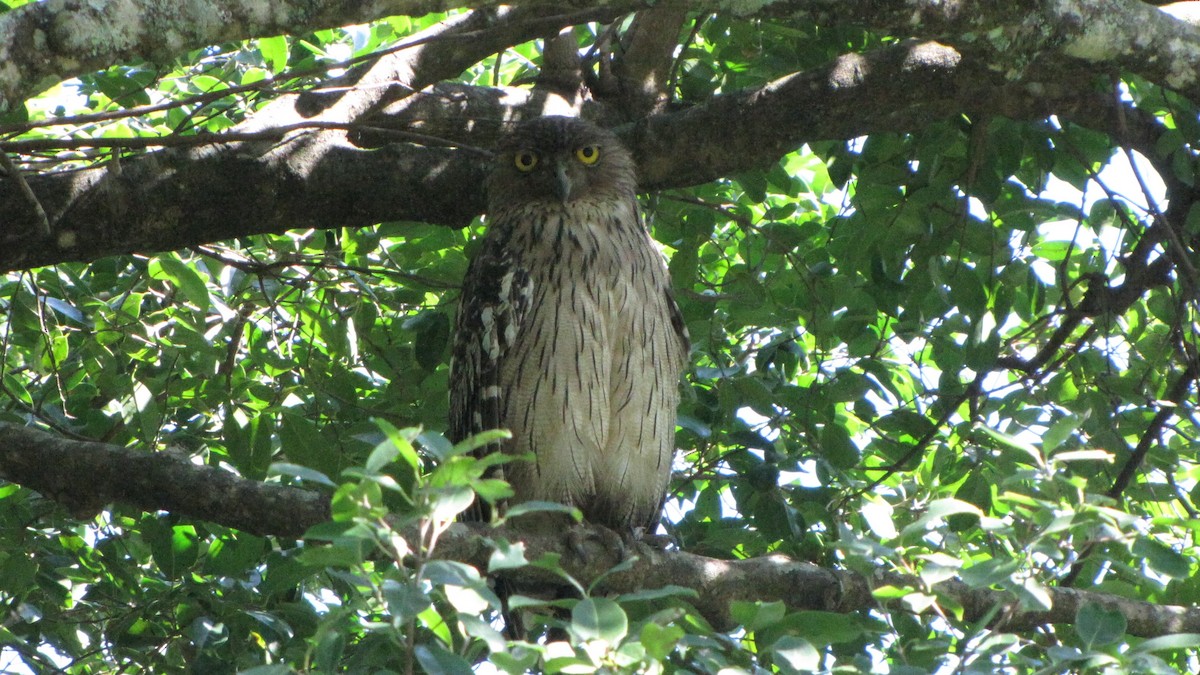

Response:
(2, 4), (1200, 674)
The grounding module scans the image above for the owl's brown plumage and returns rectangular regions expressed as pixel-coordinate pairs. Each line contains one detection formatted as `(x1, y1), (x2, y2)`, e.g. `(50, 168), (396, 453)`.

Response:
(449, 116), (689, 533)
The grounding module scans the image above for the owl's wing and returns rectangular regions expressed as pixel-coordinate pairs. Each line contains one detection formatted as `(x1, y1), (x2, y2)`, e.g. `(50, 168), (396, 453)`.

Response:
(449, 227), (533, 520)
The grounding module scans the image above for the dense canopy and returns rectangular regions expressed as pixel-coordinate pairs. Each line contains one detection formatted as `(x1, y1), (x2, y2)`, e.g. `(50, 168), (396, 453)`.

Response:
(2, 0), (1200, 672)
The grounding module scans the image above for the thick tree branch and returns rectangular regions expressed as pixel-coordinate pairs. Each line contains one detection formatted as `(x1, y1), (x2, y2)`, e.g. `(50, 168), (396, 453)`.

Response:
(0, 423), (329, 537)
(610, 6), (690, 115)
(5, 0), (1200, 119)
(0, 134), (491, 272)
(1, 421), (1196, 638)
(0, 3), (609, 273)
(246, 6), (623, 134)
(795, 0), (1200, 97)
(0, 40), (1084, 273)
(0, 0), (405, 111)
(0, 0), (627, 112)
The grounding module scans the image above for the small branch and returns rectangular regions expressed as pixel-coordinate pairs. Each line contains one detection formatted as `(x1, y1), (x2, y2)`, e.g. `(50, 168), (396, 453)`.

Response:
(0, 74), (302, 136)
(665, 14), (708, 101)
(0, 0), (636, 112)
(995, 312), (1084, 373)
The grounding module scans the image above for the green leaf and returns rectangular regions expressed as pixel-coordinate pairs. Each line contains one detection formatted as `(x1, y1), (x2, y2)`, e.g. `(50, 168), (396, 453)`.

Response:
(147, 521), (199, 580)
(430, 486), (475, 521)
(571, 597), (628, 643)
(0, 552), (37, 591)
(383, 579), (432, 622)
(949, 472), (992, 530)
(777, 611), (863, 645)
(148, 255), (210, 314)
(296, 539), (367, 568)
(239, 667), (293, 675)
(278, 412), (332, 476)
(1132, 538), (1191, 579)
(364, 436), (400, 474)
(617, 585), (698, 603)
(1043, 413), (1082, 453)
(330, 480), (383, 521)
(730, 600), (785, 631)
(770, 635), (820, 674)
(451, 429), (513, 455)
(206, 534), (267, 577)
(819, 423), (860, 469)
(257, 35), (289, 73)
(640, 622), (685, 661)
(268, 462), (336, 487)
(977, 424), (1044, 469)
(900, 499), (984, 540)
(1130, 633), (1200, 654)
(372, 420), (421, 472)
(487, 540), (529, 572)
(1031, 239), (1074, 263)
(413, 644), (473, 675)
(1075, 602), (1126, 648)
(504, 501), (580, 520)
(409, 310), (451, 371)
(313, 628), (345, 673)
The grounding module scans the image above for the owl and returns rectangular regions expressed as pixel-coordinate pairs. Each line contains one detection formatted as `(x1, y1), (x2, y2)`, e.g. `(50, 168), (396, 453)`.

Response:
(449, 116), (689, 534)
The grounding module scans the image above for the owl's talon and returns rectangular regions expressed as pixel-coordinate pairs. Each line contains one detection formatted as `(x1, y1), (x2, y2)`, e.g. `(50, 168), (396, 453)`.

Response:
(565, 523), (631, 564)
(635, 532), (675, 552)
(566, 527), (591, 563)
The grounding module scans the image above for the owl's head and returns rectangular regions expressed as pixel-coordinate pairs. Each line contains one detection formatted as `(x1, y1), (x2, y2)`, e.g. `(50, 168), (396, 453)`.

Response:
(487, 116), (637, 210)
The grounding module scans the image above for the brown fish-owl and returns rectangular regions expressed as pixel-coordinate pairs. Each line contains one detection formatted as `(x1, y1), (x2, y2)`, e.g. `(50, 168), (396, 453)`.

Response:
(449, 116), (689, 534)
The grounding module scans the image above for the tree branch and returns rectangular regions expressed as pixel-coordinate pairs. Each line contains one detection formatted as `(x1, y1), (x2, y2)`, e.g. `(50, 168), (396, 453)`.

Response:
(2, 420), (1196, 638)
(610, 6), (690, 115)
(245, 6), (623, 135)
(0, 0), (623, 112)
(6, 0), (1200, 117)
(0, 39), (1086, 273)
(0, 423), (328, 537)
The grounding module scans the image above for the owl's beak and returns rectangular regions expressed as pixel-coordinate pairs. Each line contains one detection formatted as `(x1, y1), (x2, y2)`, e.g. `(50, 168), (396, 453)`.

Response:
(553, 161), (573, 203)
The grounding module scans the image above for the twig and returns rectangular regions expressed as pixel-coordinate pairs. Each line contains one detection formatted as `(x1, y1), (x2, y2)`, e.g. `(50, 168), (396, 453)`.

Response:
(666, 15), (709, 101)
(1107, 362), (1198, 500)
(1061, 361), (1198, 587)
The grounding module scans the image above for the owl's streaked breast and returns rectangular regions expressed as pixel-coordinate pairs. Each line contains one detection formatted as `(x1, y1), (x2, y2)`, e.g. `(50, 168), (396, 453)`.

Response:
(490, 198), (687, 530)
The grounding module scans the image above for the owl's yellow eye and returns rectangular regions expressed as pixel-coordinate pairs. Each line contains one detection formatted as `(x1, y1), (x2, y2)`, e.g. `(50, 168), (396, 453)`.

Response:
(575, 145), (601, 165)
(514, 151), (539, 172)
